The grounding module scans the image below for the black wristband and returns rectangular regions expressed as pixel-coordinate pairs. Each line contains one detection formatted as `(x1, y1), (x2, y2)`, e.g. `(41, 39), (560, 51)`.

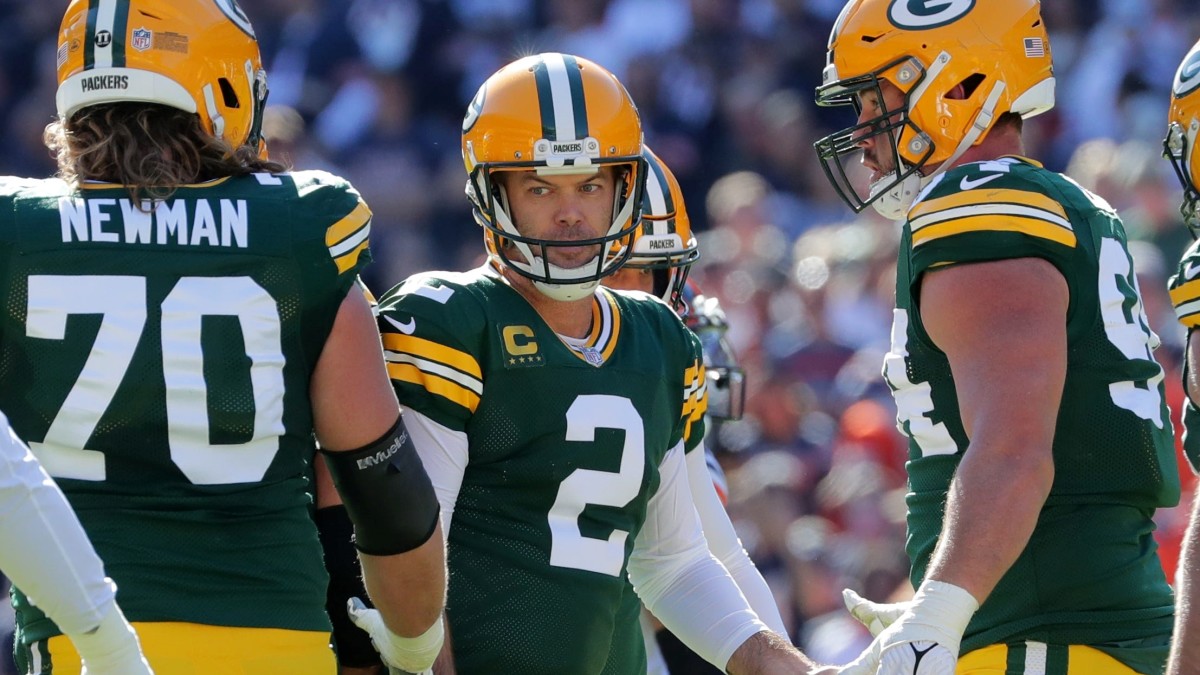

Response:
(315, 505), (383, 668)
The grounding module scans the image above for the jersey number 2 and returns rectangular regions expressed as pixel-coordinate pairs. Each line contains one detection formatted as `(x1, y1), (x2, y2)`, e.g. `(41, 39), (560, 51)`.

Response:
(26, 275), (285, 484)
(547, 395), (645, 576)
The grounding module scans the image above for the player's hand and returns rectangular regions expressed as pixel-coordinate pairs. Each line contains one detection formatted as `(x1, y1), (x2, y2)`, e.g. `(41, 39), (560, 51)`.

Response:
(347, 597), (441, 675)
(842, 588), (908, 637)
(838, 581), (977, 675)
(74, 604), (153, 675)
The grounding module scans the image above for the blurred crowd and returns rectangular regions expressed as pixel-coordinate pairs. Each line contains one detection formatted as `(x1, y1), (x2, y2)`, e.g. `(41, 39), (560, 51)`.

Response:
(3, 0), (1200, 669)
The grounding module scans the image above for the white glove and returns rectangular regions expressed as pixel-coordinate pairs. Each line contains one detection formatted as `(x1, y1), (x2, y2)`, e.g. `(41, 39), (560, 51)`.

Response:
(71, 604), (153, 675)
(839, 580), (978, 675)
(843, 588), (909, 637)
(347, 597), (443, 675)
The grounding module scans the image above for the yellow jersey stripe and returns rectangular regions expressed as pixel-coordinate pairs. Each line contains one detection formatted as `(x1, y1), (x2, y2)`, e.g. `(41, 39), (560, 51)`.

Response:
(585, 296), (603, 348)
(381, 333), (483, 379)
(910, 188), (1068, 223)
(911, 214), (1077, 249)
(325, 201), (372, 247)
(1169, 278), (1200, 307)
(387, 363), (480, 413)
(600, 293), (621, 362)
(333, 239), (369, 274)
(682, 389), (708, 442)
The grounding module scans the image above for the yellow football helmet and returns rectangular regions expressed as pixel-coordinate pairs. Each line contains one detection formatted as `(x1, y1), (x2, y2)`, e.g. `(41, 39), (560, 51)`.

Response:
(1166, 37), (1200, 232)
(623, 147), (700, 310)
(56, 0), (268, 154)
(462, 52), (646, 301)
(814, 0), (1055, 218)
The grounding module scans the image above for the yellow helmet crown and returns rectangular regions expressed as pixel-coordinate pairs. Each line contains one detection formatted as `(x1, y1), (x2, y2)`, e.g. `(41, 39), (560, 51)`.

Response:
(462, 52), (646, 301)
(1166, 38), (1200, 232)
(814, 0), (1055, 215)
(56, 0), (268, 152)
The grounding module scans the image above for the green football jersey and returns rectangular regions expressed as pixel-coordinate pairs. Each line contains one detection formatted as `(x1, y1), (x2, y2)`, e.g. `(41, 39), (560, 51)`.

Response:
(890, 157), (1178, 668)
(1169, 237), (1200, 472)
(0, 171), (373, 642)
(376, 268), (707, 675)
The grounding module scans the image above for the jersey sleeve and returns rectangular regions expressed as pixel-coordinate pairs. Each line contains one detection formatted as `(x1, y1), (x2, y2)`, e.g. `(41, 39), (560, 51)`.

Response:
(680, 324), (708, 453)
(376, 274), (485, 433)
(1169, 238), (1200, 328)
(293, 170), (374, 293)
(1171, 239), (1200, 471)
(905, 164), (1078, 280)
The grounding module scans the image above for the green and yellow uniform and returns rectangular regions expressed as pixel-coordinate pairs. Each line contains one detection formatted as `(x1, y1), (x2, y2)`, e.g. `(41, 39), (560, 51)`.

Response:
(1169, 237), (1200, 471)
(0, 171), (372, 673)
(888, 157), (1178, 673)
(376, 268), (706, 675)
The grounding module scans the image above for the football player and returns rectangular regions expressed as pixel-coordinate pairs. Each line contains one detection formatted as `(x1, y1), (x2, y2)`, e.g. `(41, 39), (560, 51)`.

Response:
(1, 1), (445, 673)
(372, 52), (820, 674)
(814, 1), (1178, 673)
(602, 148), (787, 673)
(1164, 35), (1200, 675)
(0, 411), (151, 674)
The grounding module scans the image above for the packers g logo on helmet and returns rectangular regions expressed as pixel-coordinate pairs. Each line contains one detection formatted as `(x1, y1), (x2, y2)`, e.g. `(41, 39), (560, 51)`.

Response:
(213, 0), (256, 38)
(887, 0), (976, 30)
(462, 83), (486, 133)
(1165, 38), (1200, 231)
(1175, 47), (1200, 98)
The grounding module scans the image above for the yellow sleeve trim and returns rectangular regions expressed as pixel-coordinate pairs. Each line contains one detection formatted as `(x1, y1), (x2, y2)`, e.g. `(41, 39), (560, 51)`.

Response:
(387, 363), (480, 413)
(1169, 278), (1200, 308)
(325, 201), (372, 247)
(911, 214), (1076, 249)
(910, 188), (1068, 222)
(381, 333), (483, 379)
(333, 240), (369, 274)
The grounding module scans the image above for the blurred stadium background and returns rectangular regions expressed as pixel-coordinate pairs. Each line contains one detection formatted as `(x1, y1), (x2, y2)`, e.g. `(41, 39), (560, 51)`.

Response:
(3, 0), (1200, 669)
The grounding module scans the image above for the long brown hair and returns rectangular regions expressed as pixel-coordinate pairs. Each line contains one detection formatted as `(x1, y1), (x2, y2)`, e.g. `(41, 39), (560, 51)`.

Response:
(44, 102), (288, 204)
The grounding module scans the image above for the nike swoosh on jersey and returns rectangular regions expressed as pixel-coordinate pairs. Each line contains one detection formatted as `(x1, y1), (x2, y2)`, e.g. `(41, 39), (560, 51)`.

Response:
(1186, 260), (1200, 281)
(959, 174), (1003, 191)
(384, 315), (416, 335)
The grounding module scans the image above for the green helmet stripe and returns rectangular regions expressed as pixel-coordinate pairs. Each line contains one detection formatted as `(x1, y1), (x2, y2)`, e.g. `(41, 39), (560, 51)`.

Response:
(83, 0), (129, 70)
(561, 54), (589, 140)
(83, 0), (99, 70)
(643, 157), (676, 234)
(532, 54), (590, 142)
(531, 59), (557, 141)
(110, 0), (130, 67)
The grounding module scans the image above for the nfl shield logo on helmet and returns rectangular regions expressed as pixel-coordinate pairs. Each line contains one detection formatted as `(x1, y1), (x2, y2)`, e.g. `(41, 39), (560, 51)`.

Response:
(131, 28), (153, 52)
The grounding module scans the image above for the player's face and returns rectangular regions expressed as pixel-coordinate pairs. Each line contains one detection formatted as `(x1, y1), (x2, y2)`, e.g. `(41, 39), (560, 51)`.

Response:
(498, 167), (618, 270)
(604, 266), (654, 294)
(853, 79), (906, 183)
